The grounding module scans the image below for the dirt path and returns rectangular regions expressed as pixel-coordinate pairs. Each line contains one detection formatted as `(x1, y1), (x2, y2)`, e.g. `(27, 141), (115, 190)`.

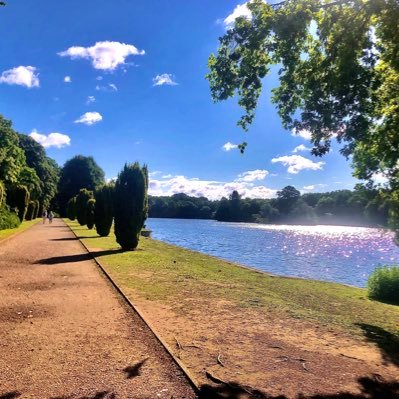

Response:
(0, 219), (196, 399)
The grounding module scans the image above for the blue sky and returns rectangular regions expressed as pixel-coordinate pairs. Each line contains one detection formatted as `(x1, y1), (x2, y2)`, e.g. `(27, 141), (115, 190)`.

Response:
(0, 0), (360, 199)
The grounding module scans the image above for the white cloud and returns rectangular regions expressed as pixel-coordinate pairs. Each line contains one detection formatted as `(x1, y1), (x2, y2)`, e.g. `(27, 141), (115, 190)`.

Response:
(95, 83), (118, 92)
(86, 96), (96, 105)
(292, 144), (311, 153)
(236, 169), (268, 182)
(271, 155), (325, 174)
(291, 128), (312, 141)
(149, 171), (162, 177)
(0, 66), (39, 88)
(64, 75), (71, 83)
(149, 172), (276, 200)
(29, 129), (70, 148)
(224, 2), (252, 27)
(96, 76), (103, 81)
(302, 184), (328, 191)
(74, 111), (103, 125)
(152, 73), (178, 86)
(222, 142), (238, 151)
(58, 41), (145, 71)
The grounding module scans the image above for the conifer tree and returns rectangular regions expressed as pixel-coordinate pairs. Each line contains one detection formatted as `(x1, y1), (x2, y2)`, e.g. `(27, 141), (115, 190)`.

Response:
(94, 184), (114, 237)
(75, 189), (93, 226)
(114, 163), (148, 250)
(86, 198), (96, 230)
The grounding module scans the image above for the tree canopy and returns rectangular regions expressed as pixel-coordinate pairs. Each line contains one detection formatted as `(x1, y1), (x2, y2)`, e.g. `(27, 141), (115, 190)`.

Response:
(149, 186), (389, 227)
(57, 155), (105, 215)
(0, 116), (27, 186)
(207, 0), (399, 188)
(18, 134), (60, 207)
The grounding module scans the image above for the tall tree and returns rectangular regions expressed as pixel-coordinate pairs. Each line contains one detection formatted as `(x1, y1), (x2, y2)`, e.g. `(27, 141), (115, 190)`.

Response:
(75, 189), (94, 226)
(0, 115), (27, 187)
(207, 0), (399, 189)
(57, 155), (105, 216)
(94, 184), (114, 236)
(86, 198), (96, 230)
(276, 186), (301, 214)
(18, 134), (60, 208)
(114, 162), (148, 250)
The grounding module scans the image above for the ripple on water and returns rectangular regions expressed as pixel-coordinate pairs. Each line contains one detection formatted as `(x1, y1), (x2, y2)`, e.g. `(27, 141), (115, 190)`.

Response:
(147, 218), (399, 288)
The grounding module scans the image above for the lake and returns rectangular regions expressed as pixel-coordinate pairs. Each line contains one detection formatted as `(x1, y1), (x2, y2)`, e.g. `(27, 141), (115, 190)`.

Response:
(146, 218), (399, 288)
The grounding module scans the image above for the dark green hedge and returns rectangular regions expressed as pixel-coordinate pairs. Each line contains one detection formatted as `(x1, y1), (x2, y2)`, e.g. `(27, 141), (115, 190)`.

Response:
(94, 184), (114, 237)
(114, 163), (148, 250)
(86, 198), (96, 229)
(75, 189), (93, 226)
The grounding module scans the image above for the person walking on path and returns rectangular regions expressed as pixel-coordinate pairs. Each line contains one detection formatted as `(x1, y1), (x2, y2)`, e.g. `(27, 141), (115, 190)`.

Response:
(48, 210), (54, 224)
(42, 209), (47, 224)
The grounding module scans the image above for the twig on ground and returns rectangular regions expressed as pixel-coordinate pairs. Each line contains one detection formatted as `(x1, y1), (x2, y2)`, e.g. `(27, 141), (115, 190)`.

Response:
(275, 355), (289, 362)
(269, 345), (284, 349)
(184, 344), (202, 349)
(217, 352), (225, 367)
(275, 355), (309, 371)
(174, 336), (183, 351)
(340, 353), (361, 361)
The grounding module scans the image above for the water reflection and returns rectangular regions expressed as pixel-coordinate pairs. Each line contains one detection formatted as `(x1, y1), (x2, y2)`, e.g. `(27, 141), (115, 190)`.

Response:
(146, 218), (399, 287)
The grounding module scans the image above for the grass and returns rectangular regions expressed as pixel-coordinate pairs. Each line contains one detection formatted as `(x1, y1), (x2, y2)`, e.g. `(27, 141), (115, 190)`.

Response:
(66, 219), (399, 338)
(0, 219), (40, 242)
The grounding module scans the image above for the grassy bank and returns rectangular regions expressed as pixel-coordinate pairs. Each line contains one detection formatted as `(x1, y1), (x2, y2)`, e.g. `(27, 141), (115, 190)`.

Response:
(0, 219), (40, 242)
(66, 220), (399, 337)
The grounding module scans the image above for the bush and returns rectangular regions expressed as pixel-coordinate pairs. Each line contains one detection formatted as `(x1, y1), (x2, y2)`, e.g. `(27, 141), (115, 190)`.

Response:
(67, 197), (77, 220)
(114, 162), (148, 250)
(94, 184), (114, 236)
(75, 189), (93, 226)
(368, 265), (399, 304)
(0, 206), (21, 230)
(25, 201), (36, 221)
(6, 185), (30, 222)
(86, 198), (96, 229)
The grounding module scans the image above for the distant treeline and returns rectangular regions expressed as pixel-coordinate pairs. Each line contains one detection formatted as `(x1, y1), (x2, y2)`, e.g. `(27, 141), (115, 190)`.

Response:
(149, 185), (390, 227)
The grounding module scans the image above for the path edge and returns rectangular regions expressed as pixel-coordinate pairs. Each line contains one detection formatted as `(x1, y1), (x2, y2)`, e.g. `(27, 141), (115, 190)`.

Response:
(67, 221), (201, 396)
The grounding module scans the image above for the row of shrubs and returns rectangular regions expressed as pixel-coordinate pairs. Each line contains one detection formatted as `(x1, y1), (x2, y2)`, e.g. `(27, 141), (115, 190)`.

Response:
(0, 181), (44, 230)
(67, 162), (148, 250)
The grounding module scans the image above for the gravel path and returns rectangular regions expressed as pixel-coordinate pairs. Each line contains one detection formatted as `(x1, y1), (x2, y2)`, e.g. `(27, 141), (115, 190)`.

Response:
(0, 219), (197, 399)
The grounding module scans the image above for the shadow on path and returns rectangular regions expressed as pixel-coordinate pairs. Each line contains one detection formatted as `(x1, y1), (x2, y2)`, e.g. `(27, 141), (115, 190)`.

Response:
(51, 392), (116, 399)
(123, 358), (148, 379)
(3, 375), (399, 399)
(357, 323), (399, 367)
(0, 392), (21, 399)
(198, 374), (399, 399)
(35, 249), (125, 265)
(50, 236), (99, 242)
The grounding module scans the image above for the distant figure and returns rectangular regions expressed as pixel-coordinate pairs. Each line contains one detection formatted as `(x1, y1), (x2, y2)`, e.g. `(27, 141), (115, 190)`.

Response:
(48, 210), (54, 224)
(42, 209), (47, 224)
